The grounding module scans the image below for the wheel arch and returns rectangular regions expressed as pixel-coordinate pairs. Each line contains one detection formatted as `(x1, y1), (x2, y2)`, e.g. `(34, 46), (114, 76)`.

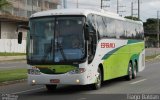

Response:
(134, 59), (138, 72)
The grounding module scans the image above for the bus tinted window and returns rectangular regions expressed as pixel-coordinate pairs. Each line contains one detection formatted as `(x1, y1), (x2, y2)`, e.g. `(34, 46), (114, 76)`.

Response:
(87, 14), (144, 40)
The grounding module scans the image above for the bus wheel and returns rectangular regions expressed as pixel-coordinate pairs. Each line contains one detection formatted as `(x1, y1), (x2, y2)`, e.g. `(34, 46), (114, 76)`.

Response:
(132, 62), (137, 79)
(91, 67), (102, 90)
(46, 85), (57, 91)
(126, 62), (133, 80)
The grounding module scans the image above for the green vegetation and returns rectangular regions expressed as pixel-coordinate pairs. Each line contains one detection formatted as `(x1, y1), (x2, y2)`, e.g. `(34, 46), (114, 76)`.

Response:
(143, 18), (158, 31)
(124, 16), (140, 21)
(144, 18), (159, 48)
(0, 52), (26, 56)
(0, 0), (12, 13)
(0, 68), (27, 83)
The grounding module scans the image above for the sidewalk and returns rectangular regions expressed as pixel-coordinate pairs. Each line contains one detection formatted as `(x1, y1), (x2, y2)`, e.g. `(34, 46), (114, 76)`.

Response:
(145, 48), (160, 56)
(0, 56), (26, 61)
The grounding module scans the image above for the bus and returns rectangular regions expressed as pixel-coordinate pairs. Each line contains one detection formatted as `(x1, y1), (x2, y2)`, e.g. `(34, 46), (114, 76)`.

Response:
(18, 9), (145, 90)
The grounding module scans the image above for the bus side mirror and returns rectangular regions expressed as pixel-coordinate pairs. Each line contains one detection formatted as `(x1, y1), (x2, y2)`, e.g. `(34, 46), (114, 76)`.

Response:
(18, 32), (23, 44)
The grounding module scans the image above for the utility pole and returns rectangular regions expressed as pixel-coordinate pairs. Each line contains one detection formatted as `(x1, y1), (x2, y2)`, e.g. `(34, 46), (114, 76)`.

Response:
(138, 0), (140, 20)
(101, 0), (110, 9)
(101, 0), (102, 9)
(63, 0), (67, 8)
(117, 0), (119, 14)
(117, 0), (125, 16)
(32, 0), (33, 14)
(157, 11), (160, 48)
(76, 0), (78, 8)
(131, 1), (138, 20)
(131, 2), (133, 18)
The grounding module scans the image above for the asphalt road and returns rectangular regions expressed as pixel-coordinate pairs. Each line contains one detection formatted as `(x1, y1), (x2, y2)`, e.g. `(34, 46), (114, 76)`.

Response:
(0, 60), (160, 100)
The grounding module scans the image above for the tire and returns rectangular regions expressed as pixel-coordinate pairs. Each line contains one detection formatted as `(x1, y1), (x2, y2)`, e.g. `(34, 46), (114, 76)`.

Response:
(91, 67), (102, 90)
(132, 62), (137, 79)
(46, 85), (57, 91)
(126, 62), (133, 80)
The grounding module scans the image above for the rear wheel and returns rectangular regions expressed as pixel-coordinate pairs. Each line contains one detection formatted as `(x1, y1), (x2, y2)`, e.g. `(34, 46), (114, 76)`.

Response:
(91, 67), (102, 90)
(126, 62), (133, 80)
(46, 85), (57, 91)
(132, 62), (137, 79)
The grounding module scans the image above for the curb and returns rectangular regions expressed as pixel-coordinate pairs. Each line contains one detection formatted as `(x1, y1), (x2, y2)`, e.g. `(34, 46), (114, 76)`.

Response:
(0, 59), (26, 62)
(0, 56), (26, 62)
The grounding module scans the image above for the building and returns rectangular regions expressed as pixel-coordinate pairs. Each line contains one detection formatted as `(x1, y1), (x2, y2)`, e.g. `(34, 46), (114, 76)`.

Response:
(0, 0), (60, 39)
(0, 0), (60, 53)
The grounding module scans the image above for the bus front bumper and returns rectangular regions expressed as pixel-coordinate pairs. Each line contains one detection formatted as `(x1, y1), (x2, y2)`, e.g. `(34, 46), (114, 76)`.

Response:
(28, 73), (91, 85)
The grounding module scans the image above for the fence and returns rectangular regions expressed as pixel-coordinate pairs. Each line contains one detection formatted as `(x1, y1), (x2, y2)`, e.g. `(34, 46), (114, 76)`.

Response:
(145, 48), (160, 57)
(0, 39), (26, 53)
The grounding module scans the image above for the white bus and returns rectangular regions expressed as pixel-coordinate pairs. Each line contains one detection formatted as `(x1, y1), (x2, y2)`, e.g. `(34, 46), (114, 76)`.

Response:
(18, 9), (145, 90)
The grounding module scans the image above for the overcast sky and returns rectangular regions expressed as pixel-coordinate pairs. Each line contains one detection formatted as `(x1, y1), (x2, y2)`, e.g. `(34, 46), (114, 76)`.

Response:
(61, 0), (160, 22)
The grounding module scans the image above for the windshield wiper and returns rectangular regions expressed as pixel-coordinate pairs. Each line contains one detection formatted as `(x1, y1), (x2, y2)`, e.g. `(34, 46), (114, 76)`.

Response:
(56, 41), (67, 61)
(42, 39), (53, 62)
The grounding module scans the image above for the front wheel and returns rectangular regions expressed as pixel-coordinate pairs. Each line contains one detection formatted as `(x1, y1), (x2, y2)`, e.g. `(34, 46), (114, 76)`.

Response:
(46, 84), (57, 91)
(91, 67), (102, 90)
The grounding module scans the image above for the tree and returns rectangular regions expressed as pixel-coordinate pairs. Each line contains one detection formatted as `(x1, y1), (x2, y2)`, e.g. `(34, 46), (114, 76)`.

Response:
(143, 18), (157, 32)
(124, 16), (140, 21)
(143, 18), (159, 48)
(0, 0), (11, 13)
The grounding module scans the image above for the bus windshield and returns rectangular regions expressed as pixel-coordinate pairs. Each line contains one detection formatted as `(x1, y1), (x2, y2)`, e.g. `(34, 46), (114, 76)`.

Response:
(28, 16), (85, 64)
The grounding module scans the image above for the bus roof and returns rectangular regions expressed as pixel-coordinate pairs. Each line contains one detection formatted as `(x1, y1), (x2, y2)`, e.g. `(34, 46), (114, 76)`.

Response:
(31, 8), (143, 25)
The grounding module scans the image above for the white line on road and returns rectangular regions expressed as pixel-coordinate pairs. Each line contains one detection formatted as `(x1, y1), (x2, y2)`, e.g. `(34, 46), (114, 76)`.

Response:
(130, 79), (147, 85)
(12, 87), (45, 94)
(77, 98), (87, 100)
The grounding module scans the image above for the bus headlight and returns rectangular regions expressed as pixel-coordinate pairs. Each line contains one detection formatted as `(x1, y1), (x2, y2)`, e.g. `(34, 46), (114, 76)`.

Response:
(28, 69), (41, 75)
(68, 68), (85, 74)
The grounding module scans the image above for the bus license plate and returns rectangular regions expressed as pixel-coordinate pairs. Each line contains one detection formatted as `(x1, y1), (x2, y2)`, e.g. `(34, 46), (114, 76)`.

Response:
(50, 79), (60, 83)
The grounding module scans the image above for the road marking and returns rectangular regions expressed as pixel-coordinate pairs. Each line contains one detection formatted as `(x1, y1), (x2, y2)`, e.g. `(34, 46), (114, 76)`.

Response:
(130, 79), (147, 84)
(12, 87), (44, 94)
(77, 98), (87, 100)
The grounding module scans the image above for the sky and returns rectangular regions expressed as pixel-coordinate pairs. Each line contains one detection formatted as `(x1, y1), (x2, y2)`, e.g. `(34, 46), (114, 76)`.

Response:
(60, 0), (160, 22)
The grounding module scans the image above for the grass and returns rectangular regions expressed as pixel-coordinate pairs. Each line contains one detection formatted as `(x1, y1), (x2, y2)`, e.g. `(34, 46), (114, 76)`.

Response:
(0, 68), (27, 83)
(0, 52), (26, 56)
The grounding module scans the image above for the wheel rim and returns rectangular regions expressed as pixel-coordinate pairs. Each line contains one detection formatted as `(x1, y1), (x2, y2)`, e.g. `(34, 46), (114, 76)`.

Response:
(133, 65), (137, 77)
(129, 64), (132, 79)
(96, 69), (101, 89)
(97, 74), (101, 87)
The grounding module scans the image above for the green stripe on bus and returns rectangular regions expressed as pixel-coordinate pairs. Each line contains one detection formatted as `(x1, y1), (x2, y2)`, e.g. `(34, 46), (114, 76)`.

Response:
(36, 65), (76, 74)
(127, 40), (143, 44)
(102, 41), (144, 80)
(102, 46), (124, 60)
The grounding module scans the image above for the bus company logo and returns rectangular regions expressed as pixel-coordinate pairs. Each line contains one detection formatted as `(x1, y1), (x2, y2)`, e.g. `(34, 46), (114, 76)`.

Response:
(101, 43), (115, 48)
